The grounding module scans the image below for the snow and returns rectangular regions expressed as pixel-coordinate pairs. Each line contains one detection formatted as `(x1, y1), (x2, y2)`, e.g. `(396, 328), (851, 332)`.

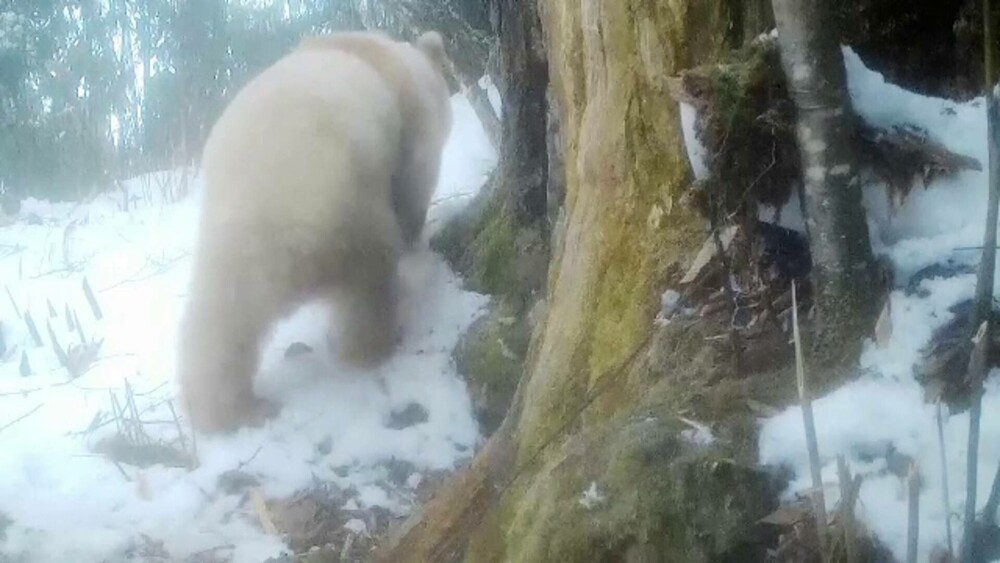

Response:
(678, 417), (715, 448)
(477, 75), (502, 117)
(578, 481), (605, 510)
(679, 101), (710, 181)
(755, 48), (998, 561)
(0, 94), (496, 562)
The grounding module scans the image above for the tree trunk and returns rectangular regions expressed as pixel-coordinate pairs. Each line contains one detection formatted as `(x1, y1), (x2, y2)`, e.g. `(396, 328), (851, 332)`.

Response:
(463, 77), (502, 150)
(962, 1), (1000, 560)
(771, 0), (879, 353)
(493, 0), (548, 227)
(374, 1), (778, 561)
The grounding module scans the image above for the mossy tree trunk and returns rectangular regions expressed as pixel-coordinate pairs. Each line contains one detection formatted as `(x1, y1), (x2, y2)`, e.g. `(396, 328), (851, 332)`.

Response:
(771, 0), (879, 355)
(375, 2), (777, 561)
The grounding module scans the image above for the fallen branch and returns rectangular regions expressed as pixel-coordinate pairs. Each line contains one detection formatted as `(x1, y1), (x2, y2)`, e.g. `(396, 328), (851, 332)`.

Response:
(937, 401), (955, 556)
(907, 463), (921, 563)
(792, 282), (827, 555)
(236, 446), (264, 470)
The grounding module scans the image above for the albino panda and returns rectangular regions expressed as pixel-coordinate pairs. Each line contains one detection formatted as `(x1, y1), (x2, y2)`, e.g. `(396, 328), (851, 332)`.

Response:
(179, 31), (453, 433)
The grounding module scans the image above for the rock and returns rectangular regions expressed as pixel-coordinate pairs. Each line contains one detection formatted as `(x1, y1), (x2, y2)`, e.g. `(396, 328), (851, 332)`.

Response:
(383, 458), (417, 486)
(659, 289), (683, 318)
(387, 403), (429, 430)
(217, 470), (260, 495)
(284, 342), (314, 359)
(315, 436), (332, 456)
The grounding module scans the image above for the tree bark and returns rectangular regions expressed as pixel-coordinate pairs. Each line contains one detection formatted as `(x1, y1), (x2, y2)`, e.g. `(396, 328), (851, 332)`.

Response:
(963, 1), (1000, 560)
(373, 1), (775, 561)
(493, 0), (548, 227)
(771, 0), (879, 352)
(545, 87), (564, 232)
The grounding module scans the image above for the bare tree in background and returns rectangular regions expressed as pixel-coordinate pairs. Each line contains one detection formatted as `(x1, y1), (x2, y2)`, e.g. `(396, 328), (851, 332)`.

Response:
(771, 0), (879, 353)
(376, 0), (501, 149)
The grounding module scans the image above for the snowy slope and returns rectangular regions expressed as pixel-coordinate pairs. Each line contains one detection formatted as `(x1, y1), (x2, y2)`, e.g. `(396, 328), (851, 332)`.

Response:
(0, 95), (496, 562)
(755, 48), (997, 561)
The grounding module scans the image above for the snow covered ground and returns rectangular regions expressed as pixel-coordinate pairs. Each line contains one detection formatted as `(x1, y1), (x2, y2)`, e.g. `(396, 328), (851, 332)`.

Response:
(753, 48), (999, 560)
(0, 94), (496, 562)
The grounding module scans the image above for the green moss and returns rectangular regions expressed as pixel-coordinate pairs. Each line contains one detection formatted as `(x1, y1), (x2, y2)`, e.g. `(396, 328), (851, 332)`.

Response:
(453, 300), (531, 435)
(583, 41), (706, 407)
(499, 405), (777, 563)
(430, 177), (495, 279)
(465, 314), (794, 563)
(469, 208), (519, 297)
(430, 180), (546, 310)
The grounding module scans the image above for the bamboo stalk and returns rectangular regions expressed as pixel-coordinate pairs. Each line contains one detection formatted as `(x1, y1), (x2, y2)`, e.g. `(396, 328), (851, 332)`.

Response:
(907, 463), (920, 563)
(792, 281), (827, 555)
(82, 277), (103, 320)
(5, 285), (21, 319)
(937, 401), (955, 557)
(963, 321), (991, 562)
(24, 311), (42, 347)
(966, 4), (1000, 561)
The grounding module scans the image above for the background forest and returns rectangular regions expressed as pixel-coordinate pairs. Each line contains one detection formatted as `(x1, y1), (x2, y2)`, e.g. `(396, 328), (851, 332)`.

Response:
(0, 0), (493, 204)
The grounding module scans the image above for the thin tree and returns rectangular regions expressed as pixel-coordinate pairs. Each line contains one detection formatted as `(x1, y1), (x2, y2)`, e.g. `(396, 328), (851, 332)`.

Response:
(962, 1), (1000, 561)
(770, 0), (878, 355)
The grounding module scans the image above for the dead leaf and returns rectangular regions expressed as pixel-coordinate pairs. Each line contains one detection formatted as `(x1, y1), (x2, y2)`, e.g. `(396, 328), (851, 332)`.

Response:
(760, 504), (809, 527)
(249, 488), (279, 535)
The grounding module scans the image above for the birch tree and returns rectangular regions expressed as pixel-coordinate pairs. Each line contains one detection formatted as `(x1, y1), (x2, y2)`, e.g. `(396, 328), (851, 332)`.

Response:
(771, 0), (879, 353)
